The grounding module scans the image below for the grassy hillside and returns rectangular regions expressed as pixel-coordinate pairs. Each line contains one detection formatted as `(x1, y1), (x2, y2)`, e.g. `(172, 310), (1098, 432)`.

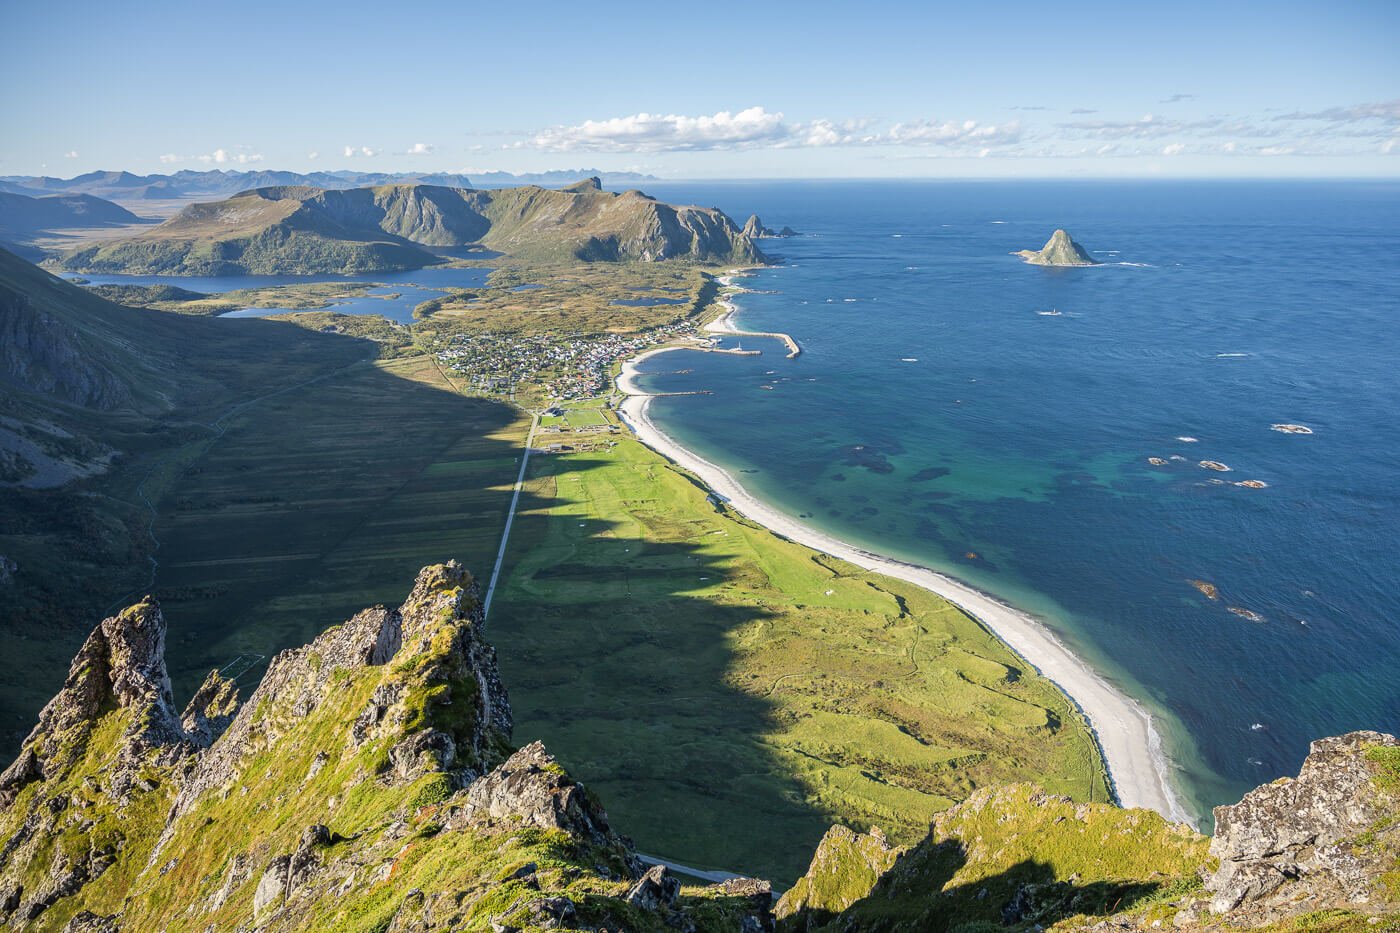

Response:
(0, 191), (141, 242)
(0, 251), (526, 763)
(776, 786), (1208, 932)
(491, 406), (1109, 883)
(56, 181), (762, 275)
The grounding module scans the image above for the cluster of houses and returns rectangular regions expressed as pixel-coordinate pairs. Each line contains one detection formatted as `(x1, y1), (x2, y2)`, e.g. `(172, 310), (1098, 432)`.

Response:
(434, 321), (699, 401)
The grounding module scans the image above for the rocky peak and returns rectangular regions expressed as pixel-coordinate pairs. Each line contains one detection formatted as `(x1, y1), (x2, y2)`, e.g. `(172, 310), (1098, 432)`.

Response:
(0, 597), (190, 806)
(564, 176), (603, 193)
(775, 824), (899, 923)
(742, 214), (772, 239)
(166, 560), (510, 831)
(1205, 730), (1399, 919)
(450, 740), (632, 865)
(1015, 228), (1100, 266)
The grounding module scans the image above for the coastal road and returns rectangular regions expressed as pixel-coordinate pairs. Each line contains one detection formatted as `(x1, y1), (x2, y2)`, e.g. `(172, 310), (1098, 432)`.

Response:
(482, 410), (539, 620)
(636, 854), (755, 886)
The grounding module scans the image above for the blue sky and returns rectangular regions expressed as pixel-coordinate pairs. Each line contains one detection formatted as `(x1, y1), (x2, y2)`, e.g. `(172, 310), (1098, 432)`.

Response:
(3, 0), (1397, 178)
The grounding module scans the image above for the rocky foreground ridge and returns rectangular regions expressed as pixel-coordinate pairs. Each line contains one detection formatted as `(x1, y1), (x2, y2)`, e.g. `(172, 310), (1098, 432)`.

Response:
(0, 562), (1395, 932)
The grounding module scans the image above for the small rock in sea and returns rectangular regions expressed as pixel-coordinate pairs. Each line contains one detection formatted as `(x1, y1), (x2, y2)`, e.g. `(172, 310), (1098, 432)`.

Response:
(1148, 457), (1169, 466)
(1228, 606), (1265, 622)
(965, 552), (979, 560)
(1189, 579), (1220, 600)
(1234, 480), (1269, 489)
(1271, 423), (1314, 435)
(1199, 460), (1232, 472)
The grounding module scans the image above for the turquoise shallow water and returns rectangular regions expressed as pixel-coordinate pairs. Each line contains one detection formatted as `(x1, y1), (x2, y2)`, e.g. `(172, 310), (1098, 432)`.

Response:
(635, 180), (1400, 823)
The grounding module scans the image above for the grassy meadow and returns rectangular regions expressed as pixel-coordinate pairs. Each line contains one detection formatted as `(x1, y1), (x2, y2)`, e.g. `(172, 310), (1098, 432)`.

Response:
(490, 404), (1109, 883)
(148, 354), (530, 699)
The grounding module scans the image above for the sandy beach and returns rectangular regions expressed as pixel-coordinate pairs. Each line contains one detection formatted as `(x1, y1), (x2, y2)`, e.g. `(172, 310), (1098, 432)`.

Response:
(616, 344), (1193, 826)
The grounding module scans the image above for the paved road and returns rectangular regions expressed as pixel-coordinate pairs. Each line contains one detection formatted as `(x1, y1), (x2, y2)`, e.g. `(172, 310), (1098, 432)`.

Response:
(636, 854), (749, 885)
(482, 411), (539, 620)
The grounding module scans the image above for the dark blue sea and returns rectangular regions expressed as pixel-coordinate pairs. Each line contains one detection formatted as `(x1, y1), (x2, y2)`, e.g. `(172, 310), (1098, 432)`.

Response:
(635, 180), (1400, 823)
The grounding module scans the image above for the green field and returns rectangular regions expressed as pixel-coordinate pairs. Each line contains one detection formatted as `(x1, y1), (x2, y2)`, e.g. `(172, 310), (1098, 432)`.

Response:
(490, 413), (1109, 883)
(149, 355), (530, 698)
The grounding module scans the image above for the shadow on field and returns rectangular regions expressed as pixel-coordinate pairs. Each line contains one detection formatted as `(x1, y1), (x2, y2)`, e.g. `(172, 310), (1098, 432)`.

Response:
(0, 309), (560, 762)
(489, 450), (839, 884)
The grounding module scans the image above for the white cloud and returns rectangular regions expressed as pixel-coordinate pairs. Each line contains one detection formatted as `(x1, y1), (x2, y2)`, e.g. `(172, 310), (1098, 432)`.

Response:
(1258, 145), (1297, 156)
(530, 106), (1022, 154)
(63, 150), (78, 159)
(343, 146), (379, 158)
(533, 107), (791, 153)
(307, 151), (320, 160)
(884, 119), (1022, 147)
(1161, 143), (1186, 156)
(405, 142), (435, 155)
(157, 148), (263, 166)
(1276, 99), (1400, 123)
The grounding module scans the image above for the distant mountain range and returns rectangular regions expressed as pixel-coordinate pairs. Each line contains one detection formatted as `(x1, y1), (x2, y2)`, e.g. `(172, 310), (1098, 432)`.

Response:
(0, 168), (661, 201)
(0, 192), (147, 257)
(57, 178), (763, 275)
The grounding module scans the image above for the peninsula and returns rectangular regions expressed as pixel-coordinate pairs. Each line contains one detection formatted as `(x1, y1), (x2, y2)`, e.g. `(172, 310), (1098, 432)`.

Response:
(1015, 228), (1101, 266)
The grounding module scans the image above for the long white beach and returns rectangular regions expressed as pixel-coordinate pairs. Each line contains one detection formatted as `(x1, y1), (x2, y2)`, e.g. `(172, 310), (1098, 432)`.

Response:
(615, 341), (1193, 826)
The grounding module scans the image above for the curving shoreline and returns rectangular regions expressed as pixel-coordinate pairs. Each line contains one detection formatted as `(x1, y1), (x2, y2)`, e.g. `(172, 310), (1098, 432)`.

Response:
(615, 330), (1193, 827)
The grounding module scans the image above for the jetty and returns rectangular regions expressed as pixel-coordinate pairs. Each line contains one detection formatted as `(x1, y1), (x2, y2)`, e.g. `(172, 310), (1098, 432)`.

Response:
(741, 330), (801, 358)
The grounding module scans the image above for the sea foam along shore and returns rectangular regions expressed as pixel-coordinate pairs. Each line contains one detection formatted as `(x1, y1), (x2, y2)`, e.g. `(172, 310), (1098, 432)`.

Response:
(616, 344), (1193, 827)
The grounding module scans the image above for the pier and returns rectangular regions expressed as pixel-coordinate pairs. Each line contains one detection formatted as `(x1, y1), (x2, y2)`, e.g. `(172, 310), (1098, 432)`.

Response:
(740, 330), (801, 358)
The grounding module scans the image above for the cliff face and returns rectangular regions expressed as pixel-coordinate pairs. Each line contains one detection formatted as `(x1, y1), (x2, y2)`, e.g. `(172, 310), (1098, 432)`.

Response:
(0, 563), (774, 932)
(0, 287), (134, 411)
(1204, 731), (1400, 920)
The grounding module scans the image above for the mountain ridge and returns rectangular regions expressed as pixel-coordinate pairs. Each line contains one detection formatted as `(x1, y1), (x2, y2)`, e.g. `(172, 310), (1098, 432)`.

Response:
(56, 182), (765, 274)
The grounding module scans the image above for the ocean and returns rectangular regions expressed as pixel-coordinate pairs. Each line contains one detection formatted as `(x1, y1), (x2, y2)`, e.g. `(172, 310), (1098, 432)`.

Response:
(633, 179), (1400, 824)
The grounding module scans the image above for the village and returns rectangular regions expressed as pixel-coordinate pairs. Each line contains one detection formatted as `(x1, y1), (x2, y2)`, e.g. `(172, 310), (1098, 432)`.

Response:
(432, 318), (702, 401)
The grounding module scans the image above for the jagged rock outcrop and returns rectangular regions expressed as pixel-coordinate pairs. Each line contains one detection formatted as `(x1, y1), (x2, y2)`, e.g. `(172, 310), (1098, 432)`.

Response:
(1204, 730), (1399, 919)
(742, 215), (798, 240)
(451, 741), (624, 851)
(743, 214), (773, 239)
(1015, 228), (1100, 266)
(0, 563), (774, 932)
(0, 597), (195, 808)
(775, 825), (899, 924)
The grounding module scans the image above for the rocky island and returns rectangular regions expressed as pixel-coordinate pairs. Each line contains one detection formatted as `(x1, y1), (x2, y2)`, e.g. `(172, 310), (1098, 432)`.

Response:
(1015, 228), (1101, 266)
